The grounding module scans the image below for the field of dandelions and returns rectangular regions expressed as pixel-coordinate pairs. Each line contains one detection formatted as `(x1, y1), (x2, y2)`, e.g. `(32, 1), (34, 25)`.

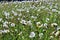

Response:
(0, 1), (60, 40)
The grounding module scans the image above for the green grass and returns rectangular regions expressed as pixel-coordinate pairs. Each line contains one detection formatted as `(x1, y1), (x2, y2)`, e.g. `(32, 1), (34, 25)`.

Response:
(0, 1), (60, 40)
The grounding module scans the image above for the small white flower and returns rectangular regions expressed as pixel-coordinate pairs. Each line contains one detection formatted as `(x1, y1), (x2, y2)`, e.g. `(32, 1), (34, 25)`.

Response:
(0, 18), (2, 22)
(20, 19), (27, 25)
(46, 18), (49, 22)
(39, 33), (43, 37)
(3, 21), (9, 28)
(57, 27), (60, 31)
(31, 16), (37, 19)
(11, 23), (15, 27)
(31, 16), (35, 18)
(14, 13), (18, 16)
(27, 20), (32, 26)
(43, 23), (48, 28)
(2, 29), (10, 33)
(17, 18), (20, 20)
(51, 23), (57, 27)
(52, 9), (57, 12)
(55, 31), (60, 37)
(12, 10), (15, 13)
(37, 9), (40, 11)
(18, 13), (22, 16)
(50, 36), (54, 39)
(29, 32), (35, 38)
(27, 9), (29, 12)
(3, 24), (8, 28)
(12, 10), (18, 16)
(3, 21), (8, 24)
(39, 33), (43, 39)
(36, 22), (41, 25)
(4, 11), (10, 17)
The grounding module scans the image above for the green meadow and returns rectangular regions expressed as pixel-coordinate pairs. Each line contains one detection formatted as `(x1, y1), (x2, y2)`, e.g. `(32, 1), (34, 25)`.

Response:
(0, 1), (60, 40)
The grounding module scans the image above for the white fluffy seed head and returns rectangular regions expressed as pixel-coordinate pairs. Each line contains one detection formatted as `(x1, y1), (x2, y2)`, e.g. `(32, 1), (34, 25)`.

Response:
(36, 22), (41, 25)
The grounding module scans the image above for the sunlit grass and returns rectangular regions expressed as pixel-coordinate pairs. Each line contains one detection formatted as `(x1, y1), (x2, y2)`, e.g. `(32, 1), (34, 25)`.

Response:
(0, 1), (60, 40)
